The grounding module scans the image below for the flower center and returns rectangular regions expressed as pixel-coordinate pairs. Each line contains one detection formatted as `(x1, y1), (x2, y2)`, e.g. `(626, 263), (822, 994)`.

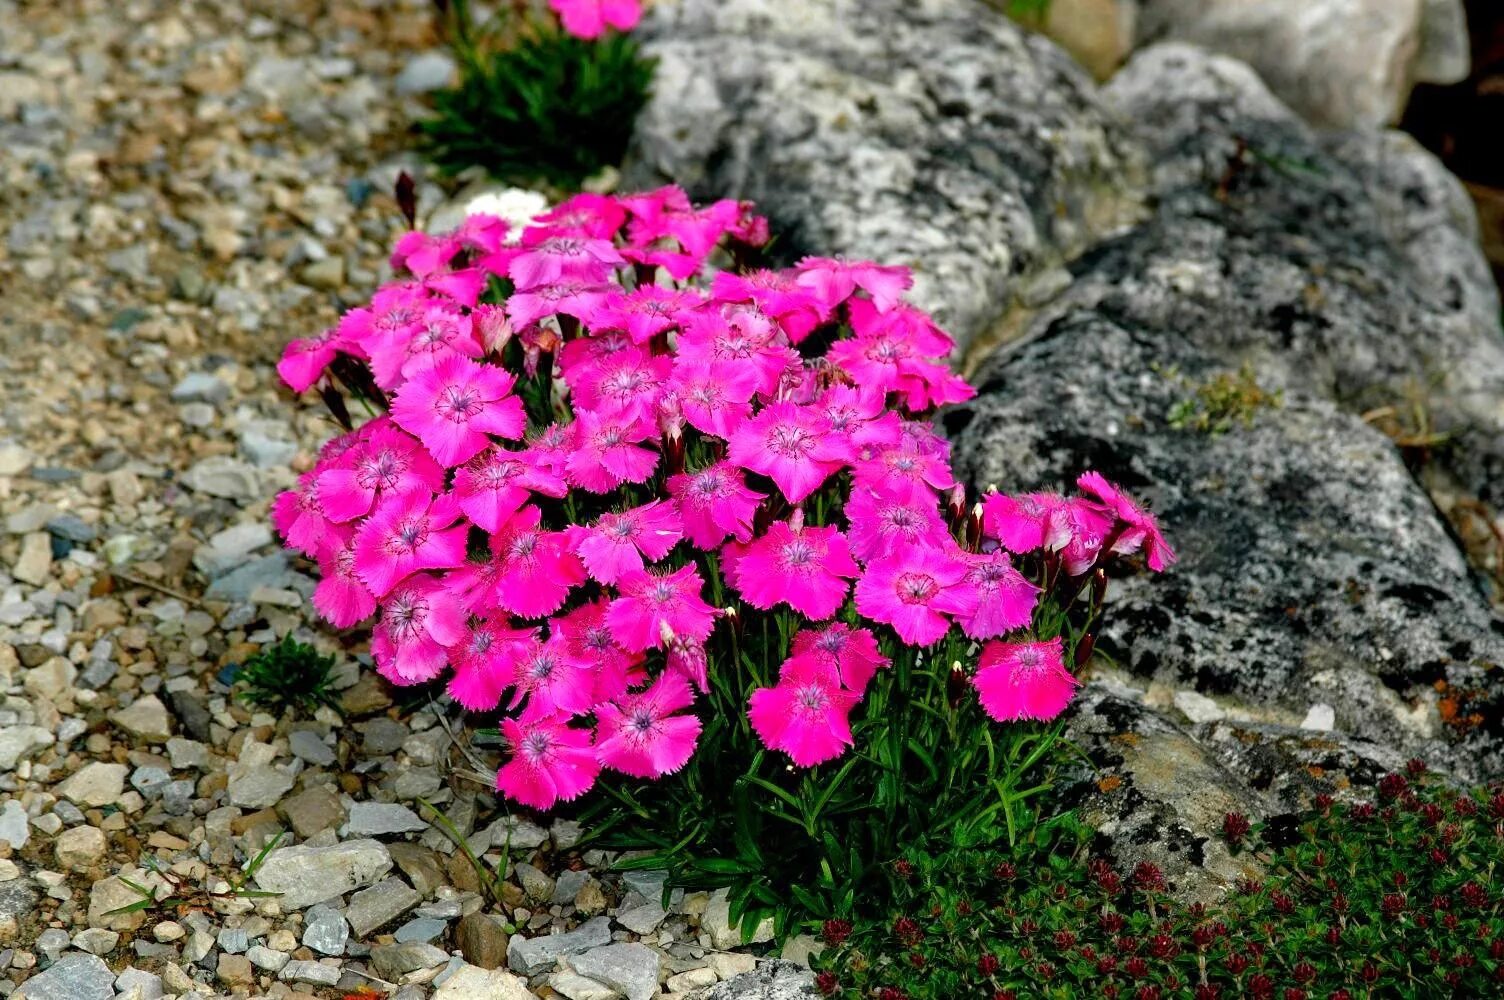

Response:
(389, 516), (429, 554)
(895, 571), (939, 605)
(795, 685), (829, 714)
(435, 384), (484, 423)
(768, 424), (813, 458)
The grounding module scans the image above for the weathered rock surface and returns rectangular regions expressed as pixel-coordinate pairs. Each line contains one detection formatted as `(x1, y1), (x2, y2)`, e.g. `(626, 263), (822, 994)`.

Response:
(935, 44), (1504, 888)
(688, 961), (815, 999)
(628, 0), (1145, 352)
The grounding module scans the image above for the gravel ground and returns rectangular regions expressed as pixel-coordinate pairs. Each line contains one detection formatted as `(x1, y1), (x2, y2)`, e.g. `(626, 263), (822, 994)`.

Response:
(0, 2), (791, 997)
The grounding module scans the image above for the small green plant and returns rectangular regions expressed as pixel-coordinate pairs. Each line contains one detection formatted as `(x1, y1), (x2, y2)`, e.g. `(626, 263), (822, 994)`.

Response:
(1164, 363), (1281, 435)
(816, 765), (1504, 998)
(107, 832), (285, 917)
(234, 635), (338, 716)
(418, 0), (654, 189)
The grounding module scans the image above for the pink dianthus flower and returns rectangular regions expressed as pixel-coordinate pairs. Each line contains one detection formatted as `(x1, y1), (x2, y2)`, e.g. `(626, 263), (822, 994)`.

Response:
(390, 355), (525, 468)
(972, 637), (1078, 722)
(731, 519), (859, 621)
(596, 671), (702, 779)
(607, 565), (717, 652)
(748, 657), (862, 768)
(496, 708), (600, 810)
(855, 546), (976, 646)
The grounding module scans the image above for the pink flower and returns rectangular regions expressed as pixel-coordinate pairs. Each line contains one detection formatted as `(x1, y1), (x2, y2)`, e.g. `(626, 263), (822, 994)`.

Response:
(981, 491), (1068, 554)
(1056, 497), (1117, 576)
(452, 446), (566, 532)
(509, 236), (625, 289)
(854, 547), (976, 646)
(566, 500), (683, 584)
(553, 600), (646, 703)
(731, 519), (859, 621)
(548, 0), (642, 41)
(591, 285), (703, 344)
(447, 617), (534, 711)
(711, 269), (826, 342)
(596, 671), (703, 778)
(390, 355), (525, 467)
(312, 539), (377, 629)
(955, 552), (1039, 640)
(317, 421), (446, 523)
(495, 709), (601, 810)
(446, 506), (585, 619)
(844, 488), (951, 562)
(607, 565), (717, 652)
(506, 281), (614, 329)
(676, 308), (798, 397)
(748, 657), (862, 767)
(277, 328), (342, 392)
(366, 304), (482, 389)
(665, 633), (709, 693)
(670, 359), (759, 439)
(795, 257), (913, 313)
(789, 624), (889, 695)
(352, 490), (469, 598)
(972, 638), (1078, 722)
(508, 631), (597, 716)
(565, 410), (659, 493)
(272, 472), (338, 559)
(665, 462), (765, 549)
(568, 350), (672, 424)
(371, 575), (467, 685)
(531, 193), (628, 241)
(1077, 471), (1176, 571)
(727, 401), (848, 504)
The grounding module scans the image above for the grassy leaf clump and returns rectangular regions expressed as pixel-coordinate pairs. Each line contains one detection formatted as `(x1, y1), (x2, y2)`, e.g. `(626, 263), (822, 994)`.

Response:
(418, 6), (654, 189)
(235, 635), (338, 717)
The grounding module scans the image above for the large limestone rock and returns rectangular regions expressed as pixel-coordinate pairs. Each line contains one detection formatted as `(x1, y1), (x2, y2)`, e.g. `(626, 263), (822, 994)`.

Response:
(626, 0), (1145, 352)
(1130, 0), (1470, 127)
(943, 45), (1504, 887)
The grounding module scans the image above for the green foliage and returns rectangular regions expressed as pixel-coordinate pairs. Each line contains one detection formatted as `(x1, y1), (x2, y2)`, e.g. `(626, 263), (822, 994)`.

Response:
(107, 831), (285, 916)
(817, 770), (1504, 998)
(577, 588), (1091, 942)
(417, 1), (654, 189)
(234, 635), (338, 717)
(1163, 362), (1282, 435)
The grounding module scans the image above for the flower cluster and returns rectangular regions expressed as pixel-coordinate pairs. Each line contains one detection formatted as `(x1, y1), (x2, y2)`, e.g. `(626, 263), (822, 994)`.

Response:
(275, 187), (1172, 811)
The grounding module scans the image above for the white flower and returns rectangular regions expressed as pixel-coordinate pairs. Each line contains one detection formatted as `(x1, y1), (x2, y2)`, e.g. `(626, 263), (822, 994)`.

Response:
(465, 188), (551, 241)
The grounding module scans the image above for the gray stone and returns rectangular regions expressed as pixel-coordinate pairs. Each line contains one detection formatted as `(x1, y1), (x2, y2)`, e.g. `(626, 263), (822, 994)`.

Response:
(239, 419), (298, 468)
(551, 869), (590, 906)
(614, 900), (666, 935)
(346, 877), (421, 937)
(115, 967), (164, 1000)
(704, 889), (774, 949)
(302, 904), (350, 955)
(0, 726), (53, 772)
(432, 963), (536, 1000)
(110, 694), (173, 742)
(45, 513), (95, 543)
(13, 953), (115, 1000)
(56, 763), (127, 807)
(395, 916), (449, 943)
(288, 728), (336, 766)
(568, 944), (659, 1000)
(507, 916), (613, 975)
(169, 372), (230, 404)
(344, 801), (427, 837)
(1131, 0), (1466, 127)
(513, 861), (555, 903)
(626, 0), (1144, 354)
(396, 51), (457, 95)
(226, 763), (294, 809)
(370, 941), (449, 978)
(252, 839), (393, 909)
(181, 455), (260, 502)
(246, 944), (290, 972)
(686, 961), (814, 1000)
(216, 927), (249, 954)
(279, 959), (341, 986)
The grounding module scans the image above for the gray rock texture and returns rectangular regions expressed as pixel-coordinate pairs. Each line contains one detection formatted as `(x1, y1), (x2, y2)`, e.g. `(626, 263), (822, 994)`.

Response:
(627, 0), (1145, 352)
(940, 44), (1504, 886)
(1130, 0), (1469, 127)
(688, 961), (815, 1000)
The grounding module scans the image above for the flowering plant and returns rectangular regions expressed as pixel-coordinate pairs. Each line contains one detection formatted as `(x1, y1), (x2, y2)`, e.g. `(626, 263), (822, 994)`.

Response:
(275, 187), (1172, 931)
